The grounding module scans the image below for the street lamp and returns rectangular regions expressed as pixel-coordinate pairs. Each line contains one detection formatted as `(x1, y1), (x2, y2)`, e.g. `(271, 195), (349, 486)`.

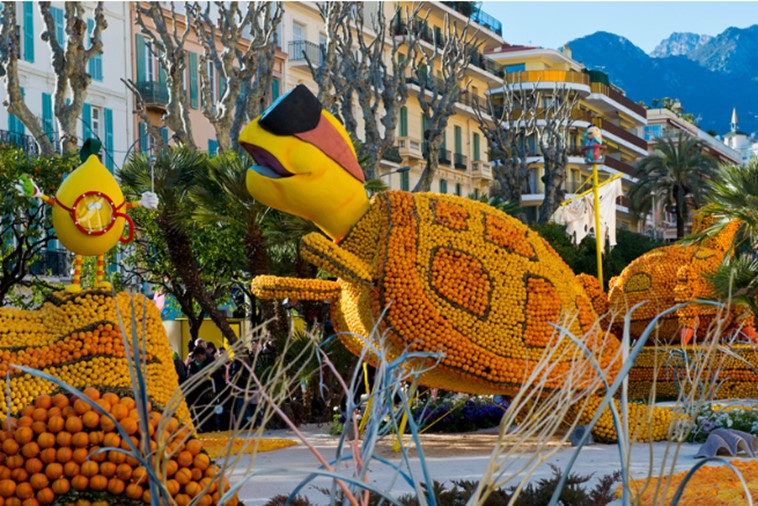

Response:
(380, 165), (411, 178)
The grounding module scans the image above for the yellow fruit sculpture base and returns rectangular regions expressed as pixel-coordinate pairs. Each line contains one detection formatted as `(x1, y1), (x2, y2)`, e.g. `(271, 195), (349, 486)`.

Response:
(628, 343), (758, 400)
(0, 290), (189, 425)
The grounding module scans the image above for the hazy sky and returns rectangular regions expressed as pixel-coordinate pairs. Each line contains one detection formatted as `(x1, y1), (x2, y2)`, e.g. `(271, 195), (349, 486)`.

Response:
(483, 2), (758, 53)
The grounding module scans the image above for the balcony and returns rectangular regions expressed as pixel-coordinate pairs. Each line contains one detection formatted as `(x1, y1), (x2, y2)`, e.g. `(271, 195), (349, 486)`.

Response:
(602, 156), (635, 176)
(454, 152), (467, 170)
(442, 2), (503, 36)
(0, 129), (38, 156)
(471, 160), (492, 180)
(458, 90), (484, 108)
(468, 49), (504, 78)
(397, 136), (423, 159)
(29, 250), (70, 278)
(596, 118), (647, 151)
(505, 70), (591, 87)
(288, 40), (324, 68)
(589, 82), (646, 118)
(136, 81), (169, 111)
(382, 146), (402, 163)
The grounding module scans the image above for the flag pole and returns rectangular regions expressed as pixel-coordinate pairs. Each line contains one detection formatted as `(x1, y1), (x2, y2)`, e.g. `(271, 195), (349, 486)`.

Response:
(592, 161), (603, 287)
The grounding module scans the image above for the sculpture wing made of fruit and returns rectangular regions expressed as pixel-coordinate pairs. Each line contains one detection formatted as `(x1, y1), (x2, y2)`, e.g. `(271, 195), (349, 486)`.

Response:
(241, 85), (621, 396)
(607, 218), (750, 343)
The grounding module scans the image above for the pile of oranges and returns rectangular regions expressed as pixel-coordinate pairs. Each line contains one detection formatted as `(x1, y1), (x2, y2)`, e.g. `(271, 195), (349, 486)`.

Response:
(0, 388), (236, 506)
(0, 290), (188, 424)
(568, 396), (675, 443)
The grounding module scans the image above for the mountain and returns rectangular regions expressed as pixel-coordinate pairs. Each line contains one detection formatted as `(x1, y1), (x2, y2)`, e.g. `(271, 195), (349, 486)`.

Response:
(567, 29), (758, 135)
(651, 32), (712, 58)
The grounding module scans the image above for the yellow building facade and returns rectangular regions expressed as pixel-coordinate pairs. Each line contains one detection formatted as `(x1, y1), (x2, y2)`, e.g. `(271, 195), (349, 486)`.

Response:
(487, 45), (649, 227)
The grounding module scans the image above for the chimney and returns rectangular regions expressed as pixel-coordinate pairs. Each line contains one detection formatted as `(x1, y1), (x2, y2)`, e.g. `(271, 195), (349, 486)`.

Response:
(561, 45), (572, 58)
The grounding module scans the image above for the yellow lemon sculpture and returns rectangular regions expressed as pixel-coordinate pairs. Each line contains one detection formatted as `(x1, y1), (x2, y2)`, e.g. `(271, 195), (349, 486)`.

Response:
(17, 139), (158, 292)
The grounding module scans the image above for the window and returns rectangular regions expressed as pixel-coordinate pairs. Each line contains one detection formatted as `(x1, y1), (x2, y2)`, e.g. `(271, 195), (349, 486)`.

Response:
(527, 134), (537, 155)
(103, 108), (113, 171)
(455, 183), (462, 196)
(454, 126), (462, 155)
(22, 2), (34, 63)
(293, 22), (304, 42)
(400, 171), (409, 191)
(644, 125), (663, 141)
(272, 78), (280, 101)
(399, 107), (408, 137)
(439, 179), (447, 194)
(505, 63), (525, 73)
(145, 41), (155, 82)
(42, 93), (54, 142)
(473, 133), (480, 161)
(87, 19), (103, 81)
(50, 6), (64, 45)
(188, 51), (198, 109)
(90, 106), (101, 139)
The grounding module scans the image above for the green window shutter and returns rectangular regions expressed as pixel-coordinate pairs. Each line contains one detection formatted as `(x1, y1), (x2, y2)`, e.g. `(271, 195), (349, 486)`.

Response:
(399, 107), (408, 137)
(208, 139), (218, 156)
(454, 126), (462, 154)
(441, 129), (447, 150)
(219, 75), (227, 98)
(189, 52), (198, 109)
(9, 88), (26, 135)
(439, 179), (447, 194)
(473, 133), (480, 161)
(87, 19), (103, 81)
(51, 7), (64, 44)
(158, 52), (167, 84)
(455, 183), (462, 196)
(139, 122), (148, 152)
(400, 171), (409, 191)
(160, 127), (169, 145)
(42, 93), (54, 141)
(23, 2), (34, 63)
(136, 34), (146, 82)
(82, 103), (92, 140)
(272, 78), (280, 100)
(104, 108), (113, 172)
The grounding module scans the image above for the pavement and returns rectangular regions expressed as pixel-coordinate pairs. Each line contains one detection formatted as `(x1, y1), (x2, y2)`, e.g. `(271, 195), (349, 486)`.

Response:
(224, 424), (709, 506)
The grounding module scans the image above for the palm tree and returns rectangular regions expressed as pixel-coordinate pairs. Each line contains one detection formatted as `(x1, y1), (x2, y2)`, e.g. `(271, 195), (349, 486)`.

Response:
(628, 133), (718, 239)
(690, 158), (758, 318)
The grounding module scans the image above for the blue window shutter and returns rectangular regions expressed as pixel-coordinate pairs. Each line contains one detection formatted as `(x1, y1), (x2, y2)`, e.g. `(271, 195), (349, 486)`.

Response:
(9, 88), (26, 135)
(42, 93), (53, 141)
(189, 52), (198, 109)
(208, 139), (218, 156)
(160, 127), (168, 145)
(51, 7), (64, 44)
(272, 78), (280, 100)
(136, 34), (146, 82)
(82, 103), (92, 140)
(23, 2), (34, 63)
(104, 108), (113, 172)
(139, 122), (148, 152)
(87, 19), (103, 81)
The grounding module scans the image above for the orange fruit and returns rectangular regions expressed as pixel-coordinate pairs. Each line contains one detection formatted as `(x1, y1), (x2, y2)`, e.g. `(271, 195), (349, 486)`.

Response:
(14, 427), (33, 446)
(1, 440), (18, 457)
(71, 448), (89, 465)
(70, 475), (88, 491)
(23, 459), (43, 475)
(115, 463), (132, 481)
(36, 434), (54, 450)
(14, 483), (33, 500)
(184, 439), (202, 456)
(50, 478), (69, 495)
(80, 461), (98, 478)
(43, 463), (62, 481)
(54, 432), (71, 448)
(0, 480), (15, 498)
(5, 456), (22, 471)
(51, 394), (68, 409)
(64, 417), (82, 434)
(82, 412), (99, 430)
(10, 468), (27, 483)
(165, 460), (178, 477)
(30, 410), (47, 424)
(106, 477), (124, 495)
(36, 486), (54, 505)
(98, 461), (116, 478)
(101, 393), (119, 406)
(21, 442), (40, 459)
(38, 449), (56, 466)
(124, 483), (143, 500)
(174, 467), (191, 486)
(176, 451), (193, 468)
(88, 431), (104, 446)
(89, 475), (107, 492)
(30, 422), (46, 436)
(28, 473), (49, 490)
(174, 493), (190, 506)
(71, 433), (89, 448)
(83, 388), (100, 402)
(88, 447), (106, 463)
(62, 462), (79, 478)
(72, 400), (90, 416)
(184, 481), (200, 498)
(55, 447), (72, 464)
(110, 404), (128, 422)
(33, 396), (52, 411)
(193, 454), (210, 472)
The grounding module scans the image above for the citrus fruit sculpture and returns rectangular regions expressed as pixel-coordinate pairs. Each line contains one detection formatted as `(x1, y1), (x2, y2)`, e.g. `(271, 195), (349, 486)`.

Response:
(607, 218), (751, 343)
(0, 290), (239, 505)
(237, 85), (676, 441)
(15, 139), (158, 293)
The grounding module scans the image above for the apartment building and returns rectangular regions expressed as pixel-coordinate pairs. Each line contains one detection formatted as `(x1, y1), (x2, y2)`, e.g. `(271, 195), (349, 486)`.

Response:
(485, 44), (649, 228)
(0, 1), (133, 278)
(281, 1), (505, 196)
(645, 107), (742, 241)
(128, 3), (285, 156)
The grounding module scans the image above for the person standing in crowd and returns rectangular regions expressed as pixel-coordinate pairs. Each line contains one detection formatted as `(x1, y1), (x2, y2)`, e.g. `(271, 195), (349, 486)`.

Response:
(172, 349), (186, 383)
(205, 341), (217, 363)
(185, 338), (207, 368)
(186, 347), (214, 431)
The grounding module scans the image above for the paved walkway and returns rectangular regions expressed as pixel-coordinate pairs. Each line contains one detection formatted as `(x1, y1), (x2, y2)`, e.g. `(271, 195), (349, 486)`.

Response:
(225, 425), (706, 506)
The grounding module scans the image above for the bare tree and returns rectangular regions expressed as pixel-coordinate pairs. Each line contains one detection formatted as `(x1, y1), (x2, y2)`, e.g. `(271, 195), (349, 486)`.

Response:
(0, 2), (107, 155)
(536, 88), (580, 223)
(473, 81), (540, 205)
(191, 1), (283, 151)
(133, 2), (196, 147)
(307, 2), (351, 115)
(411, 14), (479, 192)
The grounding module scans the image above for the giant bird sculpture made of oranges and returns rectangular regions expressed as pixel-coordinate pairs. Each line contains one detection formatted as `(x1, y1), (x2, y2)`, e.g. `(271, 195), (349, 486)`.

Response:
(243, 85), (622, 397)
